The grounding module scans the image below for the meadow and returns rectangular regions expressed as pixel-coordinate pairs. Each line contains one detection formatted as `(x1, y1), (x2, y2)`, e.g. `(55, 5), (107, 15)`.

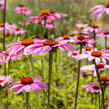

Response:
(0, 0), (109, 109)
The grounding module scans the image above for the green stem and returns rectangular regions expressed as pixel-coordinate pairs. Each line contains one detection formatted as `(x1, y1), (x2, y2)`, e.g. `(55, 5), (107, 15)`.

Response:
(40, 59), (46, 106)
(93, 30), (96, 48)
(95, 94), (97, 109)
(26, 93), (29, 109)
(99, 93), (100, 109)
(94, 60), (105, 109)
(8, 60), (11, 75)
(0, 91), (2, 109)
(74, 45), (82, 109)
(92, 73), (94, 104)
(47, 51), (53, 109)
(28, 55), (40, 109)
(36, 93), (40, 109)
(43, 18), (47, 39)
(29, 55), (35, 77)
(105, 37), (107, 49)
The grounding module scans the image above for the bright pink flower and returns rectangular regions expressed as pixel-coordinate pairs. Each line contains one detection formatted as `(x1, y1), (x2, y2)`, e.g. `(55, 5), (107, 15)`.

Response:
(80, 71), (90, 77)
(0, 51), (22, 65)
(101, 48), (109, 54)
(9, 77), (47, 94)
(81, 64), (109, 76)
(46, 22), (56, 29)
(89, 2), (109, 19)
(56, 35), (75, 43)
(5, 23), (17, 35)
(0, 75), (12, 87)
(100, 76), (109, 85)
(60, 13), (68, 18)
(24, 40), (74, 56)
(0, 0), (9, 10)
(97, 31), (109, 38)
(19, 21), (30, 26)
(0, 23), (4, 31)
(10, 27), (27, 35)
(82, 46), (92, 54)
(74, 36), (95, 45)
(8, 38), (43, 55)
(29, 10), (66, 24)
(83, 25), (105, 34)
(83, 82), (101, 93)
(28, 16), (44, 24)
(68, 51), (79, 59)
(15, 5), (32, 15)
(38, 10), (53, 22)
(77, 50), (109, 64)
(49, 10), (61, 20)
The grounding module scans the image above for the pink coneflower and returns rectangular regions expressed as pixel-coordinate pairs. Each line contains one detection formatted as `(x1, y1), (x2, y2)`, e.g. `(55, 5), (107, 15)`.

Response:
(100, 76), (109, 85)
(98, 31), (109, 38)
(49, 10), (61, 20)
(5, 23), (17, 35)
(77, 50), (109, 64)
(15, 4), (32, 15)
(74, 36), (95, 45)
(83, 25), (105, 35)
(89, 1), (109, 19)
(84, 46), (92, 51)
(9, 77), (47, 94)
(68, 51), (79, 59)
(28, 16), (44, 24)
(7, 38), (43, 55)
(80, 71), (90, 78)
(11, 27), (27, 35)
(46, 22), (56, 29)
(101, 47), (109, 54)
(72, 30), (89, 36)
(81, 63), (109, 76)
(0, 51), (22, 65)
(0, 0), (9, 10)
(82, 46), (92, 54)
(76, 24), (88, 29)
(83, 82), (101, 93)
(38, 10), (54, 22)
(5, 22), (17, 30)
(19, 21), (30, 26)
(0, 75), (12, 87)
(56, 34), (75, 43)
(75, 36), (88, 44)
(0, 23), (4, 31)
(24, 40), (74, 56)
(60, 13), (68, 18)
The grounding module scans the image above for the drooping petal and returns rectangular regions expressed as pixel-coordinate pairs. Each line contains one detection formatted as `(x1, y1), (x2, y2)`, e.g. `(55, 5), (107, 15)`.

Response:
(16, 86), (24, 94)
(95, 58), (100, 65)
(30, 83), (42, 92)
(23, 85), (30, 93)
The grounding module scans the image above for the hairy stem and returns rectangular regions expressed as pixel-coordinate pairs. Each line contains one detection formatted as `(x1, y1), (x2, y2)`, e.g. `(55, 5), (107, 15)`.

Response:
(47, 51), (53, 109)
(29, 55), (35, 77)
(26, 93), (29, 109)
(105, 37), (107, 49)
(74, 45), (82, 109)
(94, 60), (105, 109)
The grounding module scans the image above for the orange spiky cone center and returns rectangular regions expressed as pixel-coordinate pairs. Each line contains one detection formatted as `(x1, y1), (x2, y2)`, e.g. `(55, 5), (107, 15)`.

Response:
(21, 77), (33, 85)
(105, 1), (109, 7)
(40, 10), (50, 16)
(43, 40), (59, 46)
(91, 51), (102, 57)
(63, 35), (70, 39)
(22, 39), (34, 46)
